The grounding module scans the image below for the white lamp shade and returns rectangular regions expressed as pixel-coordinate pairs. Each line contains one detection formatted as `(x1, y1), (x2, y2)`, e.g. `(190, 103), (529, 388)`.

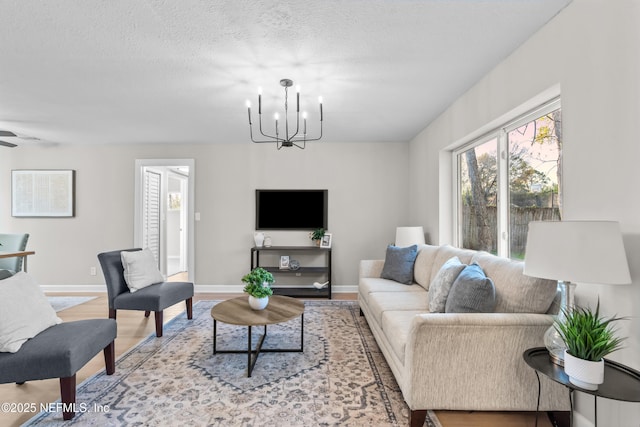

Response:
(523, 221), (631, 285)
(395, 226), (425, 247)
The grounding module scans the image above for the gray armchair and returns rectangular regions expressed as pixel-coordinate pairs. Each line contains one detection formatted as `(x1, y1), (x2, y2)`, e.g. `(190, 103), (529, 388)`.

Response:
(0, 233), (29, 279)
(0, 319), (117, 421)
(97, 248), (193, 337)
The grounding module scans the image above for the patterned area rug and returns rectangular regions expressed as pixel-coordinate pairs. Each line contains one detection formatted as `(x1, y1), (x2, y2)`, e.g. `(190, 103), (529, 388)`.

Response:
(24, 300), (441, 427)
(47, 296), (97, 312)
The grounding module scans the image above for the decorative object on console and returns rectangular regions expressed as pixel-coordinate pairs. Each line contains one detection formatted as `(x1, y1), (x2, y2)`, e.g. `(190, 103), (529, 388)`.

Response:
(241, 267), (274, 311)
(524, 220), (631, 366)
(310, 228), (326, 246)
(320, 233), (332, 248)
(554, 301), (626, 390)
(264, 235), (272, 247)
(395, 226), (425, 247)
(246, 78), (323, 149)
(313, 281), (329, 290)
(254, 232), (265, 247)
(289, 259), (300, 270)
(279, 255), (290, 270)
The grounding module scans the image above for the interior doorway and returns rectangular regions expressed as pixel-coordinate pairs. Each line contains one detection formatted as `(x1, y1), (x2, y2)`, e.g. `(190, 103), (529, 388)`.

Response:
(134, 159), (195, 282)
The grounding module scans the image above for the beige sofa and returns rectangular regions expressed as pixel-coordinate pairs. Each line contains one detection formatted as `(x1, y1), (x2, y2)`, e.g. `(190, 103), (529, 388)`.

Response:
(358, 244), (570, 426)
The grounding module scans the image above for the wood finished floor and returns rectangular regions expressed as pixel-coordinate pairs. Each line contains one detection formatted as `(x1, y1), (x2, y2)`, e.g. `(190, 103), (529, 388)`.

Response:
(0, 292), (552, 427)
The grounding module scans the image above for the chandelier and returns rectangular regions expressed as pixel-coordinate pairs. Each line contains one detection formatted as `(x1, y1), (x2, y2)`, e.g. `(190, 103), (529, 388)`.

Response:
(246, 78), (323, 149)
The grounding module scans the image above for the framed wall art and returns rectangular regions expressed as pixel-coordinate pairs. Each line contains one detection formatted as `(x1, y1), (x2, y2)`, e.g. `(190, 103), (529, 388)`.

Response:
(12, 169), (76, 217)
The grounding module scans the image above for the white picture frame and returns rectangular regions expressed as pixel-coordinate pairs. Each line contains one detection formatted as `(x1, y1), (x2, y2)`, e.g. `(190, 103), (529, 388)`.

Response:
(11, 169), (76, 217)
(279, 255), (290, 269)
(320, 233), (332, 248)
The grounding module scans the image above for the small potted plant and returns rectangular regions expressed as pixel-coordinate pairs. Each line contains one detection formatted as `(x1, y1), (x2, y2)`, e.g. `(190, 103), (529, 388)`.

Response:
(554, 300), (626, 390)
(241, 267), (274, 310)
(309, 228), (326, 246)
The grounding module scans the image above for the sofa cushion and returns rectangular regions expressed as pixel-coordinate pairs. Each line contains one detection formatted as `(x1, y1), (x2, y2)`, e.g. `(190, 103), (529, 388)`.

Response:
(368, 291), (429, 327)
(359, 278), (424, 311)
(381, 310), (424, 363)
(380, 245), (418, 285)
(428, 256), (466, 313)
(413, 244), (440, 290)
(470, 252), (557, 313)
(0, 272), (62, 353)
(445, 263), (496, 313)
(428, 245), (476, 283)
(121, 248), (165, 292)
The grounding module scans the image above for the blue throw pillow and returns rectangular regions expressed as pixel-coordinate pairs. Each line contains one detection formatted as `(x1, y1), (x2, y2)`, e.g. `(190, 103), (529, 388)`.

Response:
(445, 262), (496, 313)
(380, 245), (418, 285)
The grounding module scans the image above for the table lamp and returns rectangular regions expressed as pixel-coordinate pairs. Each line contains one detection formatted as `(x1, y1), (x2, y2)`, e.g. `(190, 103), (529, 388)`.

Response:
(523, 221), (631, 365)
(395, 226), (426, 247)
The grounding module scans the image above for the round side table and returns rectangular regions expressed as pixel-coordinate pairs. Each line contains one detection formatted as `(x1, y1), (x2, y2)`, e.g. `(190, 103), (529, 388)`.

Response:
(523, 347), (640, 427)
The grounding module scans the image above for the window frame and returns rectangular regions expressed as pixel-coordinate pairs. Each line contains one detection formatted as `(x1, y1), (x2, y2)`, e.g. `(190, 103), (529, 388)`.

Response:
(452, 97), (561, 258)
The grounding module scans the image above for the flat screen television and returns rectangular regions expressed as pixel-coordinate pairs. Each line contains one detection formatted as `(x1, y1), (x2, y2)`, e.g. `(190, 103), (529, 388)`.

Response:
(255, 189), (328, 230)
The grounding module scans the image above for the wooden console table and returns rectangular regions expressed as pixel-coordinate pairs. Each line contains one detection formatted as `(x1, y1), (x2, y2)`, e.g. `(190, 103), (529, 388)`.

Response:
(0, 250), (35, 272)
(251, 246), (332, 298)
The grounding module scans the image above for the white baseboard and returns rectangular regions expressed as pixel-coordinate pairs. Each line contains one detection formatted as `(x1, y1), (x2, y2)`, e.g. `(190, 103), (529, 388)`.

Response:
(41, 285), (107, 293)
(40, 284), (358, 294)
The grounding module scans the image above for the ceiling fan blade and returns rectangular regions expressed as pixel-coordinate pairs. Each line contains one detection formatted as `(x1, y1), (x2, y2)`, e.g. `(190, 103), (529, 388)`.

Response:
(0, 130), (17, 137)
(0, 140), (17, 147)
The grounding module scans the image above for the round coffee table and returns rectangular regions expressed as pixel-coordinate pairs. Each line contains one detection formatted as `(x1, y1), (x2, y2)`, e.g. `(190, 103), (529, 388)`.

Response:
(210, 295), (305, 377)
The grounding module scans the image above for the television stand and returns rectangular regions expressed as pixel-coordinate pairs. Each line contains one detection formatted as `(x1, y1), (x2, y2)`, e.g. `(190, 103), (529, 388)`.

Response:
(250, 246), (332, 299)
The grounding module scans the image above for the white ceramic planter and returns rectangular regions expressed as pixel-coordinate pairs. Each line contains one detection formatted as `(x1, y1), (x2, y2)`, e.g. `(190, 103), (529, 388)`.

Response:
(248, 295), (269, 311)
(563, 350), (604, 390)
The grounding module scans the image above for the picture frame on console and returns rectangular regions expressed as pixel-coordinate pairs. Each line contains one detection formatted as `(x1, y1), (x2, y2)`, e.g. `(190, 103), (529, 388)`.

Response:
(279, 256), (290, 270)
(320, 233), (332, 248)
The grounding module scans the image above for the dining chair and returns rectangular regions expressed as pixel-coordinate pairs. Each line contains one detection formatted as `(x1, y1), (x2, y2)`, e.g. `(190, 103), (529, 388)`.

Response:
(0, 233), (29, 275)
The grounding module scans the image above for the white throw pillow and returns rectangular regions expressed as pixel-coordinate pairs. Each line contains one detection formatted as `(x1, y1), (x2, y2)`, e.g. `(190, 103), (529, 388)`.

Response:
(0, 272), (62, 353)
(428, 256), (466, 313)
(121, 249), (165, 292)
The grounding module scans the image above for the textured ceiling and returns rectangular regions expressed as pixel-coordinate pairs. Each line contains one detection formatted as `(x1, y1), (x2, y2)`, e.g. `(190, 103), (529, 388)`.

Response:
(0, 0), (571, 146)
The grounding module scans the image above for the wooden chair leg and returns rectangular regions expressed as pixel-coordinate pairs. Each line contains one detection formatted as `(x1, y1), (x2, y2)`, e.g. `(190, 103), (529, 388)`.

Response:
(410, 409), (428, 427)
(144, 310), (151, 318)
(60, 374), (76, 421)
(154, 311), (163, 337)
(186, 298), (193, 320)
(104, 341), (115, 375)
(109, 308), (116, 319)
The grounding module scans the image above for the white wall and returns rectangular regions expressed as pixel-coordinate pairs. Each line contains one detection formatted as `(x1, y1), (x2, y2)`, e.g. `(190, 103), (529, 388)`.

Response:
(409, 0), (640, 425)
(0, 141), (409, 291)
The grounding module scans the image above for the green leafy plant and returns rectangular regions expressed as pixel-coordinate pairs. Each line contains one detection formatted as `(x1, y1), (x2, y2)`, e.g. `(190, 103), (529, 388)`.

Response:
(241, 267), (274, 298)
(554, 301), (626, 362)
(309, 228), (325, 241)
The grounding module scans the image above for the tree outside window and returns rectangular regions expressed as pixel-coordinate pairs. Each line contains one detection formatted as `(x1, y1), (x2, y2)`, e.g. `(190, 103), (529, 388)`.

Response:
(458, 103), (562, 259)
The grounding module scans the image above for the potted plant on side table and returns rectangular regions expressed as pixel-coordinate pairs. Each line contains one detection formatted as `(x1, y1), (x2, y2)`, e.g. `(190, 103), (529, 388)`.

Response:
(554, 300), (626, 390)
(242, 267), (274, 310)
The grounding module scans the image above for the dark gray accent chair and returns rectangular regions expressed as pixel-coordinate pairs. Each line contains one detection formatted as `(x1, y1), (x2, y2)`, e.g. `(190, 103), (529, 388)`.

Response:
(98, 248), (194, 337)
(0, 319), (117, 421)
(0, 233), (29, 277)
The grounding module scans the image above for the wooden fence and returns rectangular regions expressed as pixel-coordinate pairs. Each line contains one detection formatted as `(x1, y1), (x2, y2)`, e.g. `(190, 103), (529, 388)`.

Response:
(462, 206), (561, 256)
